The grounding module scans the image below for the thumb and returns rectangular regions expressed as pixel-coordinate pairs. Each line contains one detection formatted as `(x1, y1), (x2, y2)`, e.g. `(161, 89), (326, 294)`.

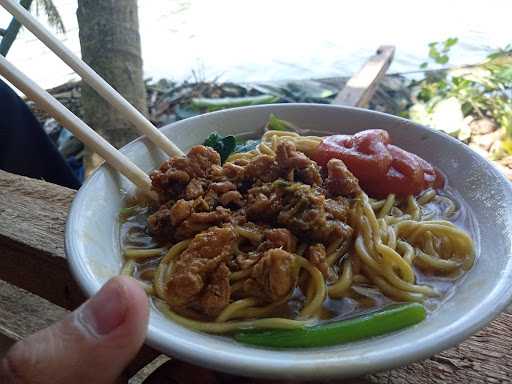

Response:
(0, 276), (149, 384)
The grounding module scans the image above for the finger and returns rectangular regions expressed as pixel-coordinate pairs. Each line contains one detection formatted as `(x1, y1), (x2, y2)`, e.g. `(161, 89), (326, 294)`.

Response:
(0, 276), (149, 384)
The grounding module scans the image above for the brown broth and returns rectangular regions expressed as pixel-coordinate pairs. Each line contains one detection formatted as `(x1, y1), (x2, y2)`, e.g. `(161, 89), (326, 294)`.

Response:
(120, 184), (479, 323)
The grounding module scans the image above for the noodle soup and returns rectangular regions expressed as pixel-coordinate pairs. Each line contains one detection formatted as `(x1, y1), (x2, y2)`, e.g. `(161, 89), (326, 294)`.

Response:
(119, 119), (477, 345)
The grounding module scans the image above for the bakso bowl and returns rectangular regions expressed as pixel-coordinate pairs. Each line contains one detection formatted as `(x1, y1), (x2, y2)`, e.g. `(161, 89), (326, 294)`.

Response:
(66, 104), (512, 380)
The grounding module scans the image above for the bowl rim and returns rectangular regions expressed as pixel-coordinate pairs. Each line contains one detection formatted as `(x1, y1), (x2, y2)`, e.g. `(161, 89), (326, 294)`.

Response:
(66, 103), (512, 379)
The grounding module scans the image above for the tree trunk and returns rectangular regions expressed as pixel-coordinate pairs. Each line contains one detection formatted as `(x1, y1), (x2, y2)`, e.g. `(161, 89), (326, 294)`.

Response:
(76, 0), (147, 149)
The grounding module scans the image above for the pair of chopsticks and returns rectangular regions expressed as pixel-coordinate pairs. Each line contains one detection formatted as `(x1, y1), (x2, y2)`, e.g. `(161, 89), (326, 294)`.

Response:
(0, 0), (184, 195)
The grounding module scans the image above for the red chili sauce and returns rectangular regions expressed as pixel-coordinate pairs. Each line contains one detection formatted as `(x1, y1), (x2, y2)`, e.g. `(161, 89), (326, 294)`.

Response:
(312, 129), (444, 197)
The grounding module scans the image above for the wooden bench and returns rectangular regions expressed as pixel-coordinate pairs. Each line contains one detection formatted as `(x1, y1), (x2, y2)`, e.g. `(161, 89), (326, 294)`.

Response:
(1, 169), (512, 383)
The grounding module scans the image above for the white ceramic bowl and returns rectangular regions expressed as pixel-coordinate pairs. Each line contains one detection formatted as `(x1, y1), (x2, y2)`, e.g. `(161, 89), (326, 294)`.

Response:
(66, 104), (512, 380)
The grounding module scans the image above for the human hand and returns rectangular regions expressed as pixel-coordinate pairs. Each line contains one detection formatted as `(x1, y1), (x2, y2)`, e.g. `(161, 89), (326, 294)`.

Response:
(0, 276), (149, 384)
(0, 276), (299, 384)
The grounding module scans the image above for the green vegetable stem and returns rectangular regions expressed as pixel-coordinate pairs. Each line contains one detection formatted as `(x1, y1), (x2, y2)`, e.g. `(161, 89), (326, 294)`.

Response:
(266, 113), (297, 132)
(234, 303), (426, 348)
(191, 95), (279, 112)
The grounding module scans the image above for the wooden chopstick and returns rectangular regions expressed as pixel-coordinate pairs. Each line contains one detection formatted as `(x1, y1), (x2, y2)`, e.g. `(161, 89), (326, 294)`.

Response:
(0, 0), (184, 157)
(0, 54), (156, 196)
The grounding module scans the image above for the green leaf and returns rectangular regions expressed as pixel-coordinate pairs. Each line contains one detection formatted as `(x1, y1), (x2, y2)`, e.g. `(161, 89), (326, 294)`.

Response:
(437, 79), (448, 91)
(495, 66), (512, 83)
(203, 132), (222, 148)
(203, 132), (237, 163)
(460, 101), (473, 116)
(436, 55), (449, 65)
(420, 62), (429, 69)
(417, 86), (434, 102)
(429, 46), (440, 60)
(451, 76), (462, 86)
(443, 37), (458, 50)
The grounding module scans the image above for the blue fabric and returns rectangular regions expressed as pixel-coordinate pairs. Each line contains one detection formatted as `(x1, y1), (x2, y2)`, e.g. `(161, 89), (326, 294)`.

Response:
(0, 78), (81, 189)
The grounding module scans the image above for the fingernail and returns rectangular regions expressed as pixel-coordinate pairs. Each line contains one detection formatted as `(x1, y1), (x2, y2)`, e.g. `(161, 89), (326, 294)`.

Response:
(80, 279), (128, 336)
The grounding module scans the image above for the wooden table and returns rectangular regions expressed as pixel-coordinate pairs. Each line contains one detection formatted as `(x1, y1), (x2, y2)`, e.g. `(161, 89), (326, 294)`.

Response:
(1, 169), (512, 383)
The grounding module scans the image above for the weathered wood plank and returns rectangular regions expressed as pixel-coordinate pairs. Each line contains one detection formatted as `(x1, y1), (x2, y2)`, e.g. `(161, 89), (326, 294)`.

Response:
(0, 170), (159, 377)
(0, 169), (84, 309)
(1, 170), (512, 383)
(139, 311), (512, 383)
(0, 279), (67, 342)
(333, 45), (395, 108)
(367, 312), (512, 383)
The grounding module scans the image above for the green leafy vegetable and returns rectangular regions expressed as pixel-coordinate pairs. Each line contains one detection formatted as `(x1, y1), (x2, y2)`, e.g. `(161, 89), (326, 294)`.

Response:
(265, 113), (298, 132)
(203, 113), (300, 161)
(191, 95), (279, 112)
(203, 132), (237, 163)
(234, 303), (426, 348)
